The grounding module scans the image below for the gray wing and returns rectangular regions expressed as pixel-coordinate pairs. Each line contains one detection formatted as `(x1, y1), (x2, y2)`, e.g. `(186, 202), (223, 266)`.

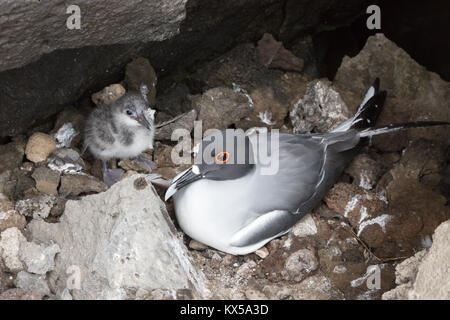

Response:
(229, 131), (360, 249)
(248, 130), (360, 214)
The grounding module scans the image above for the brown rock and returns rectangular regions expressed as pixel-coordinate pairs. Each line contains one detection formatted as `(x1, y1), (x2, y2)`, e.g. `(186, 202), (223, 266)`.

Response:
(324, 183), (387, 227)
(32, 167), (61, 196)
(191, 87), (253, 132)
(118, 152), (154, 173)
(256, 33), (303, 73)
(189, 239), (208, 251)
(154, 109), (197, 141)
(25, 133), (57, 163)
(0, 206), (26, 233)
(91, 83), (126, 106)
(0, 138), (25, 173)
(153, 143), (174, 168)
(345, 153), (383, 190)
(247, 87), (289, 127)
(334, 34), (450, 151)
(59, 174), (107, 196)
(0, 289), (41, 300)
(389, 139), (446, 187)
(124, 57), (157, 106)
(281, 248), (318, 282)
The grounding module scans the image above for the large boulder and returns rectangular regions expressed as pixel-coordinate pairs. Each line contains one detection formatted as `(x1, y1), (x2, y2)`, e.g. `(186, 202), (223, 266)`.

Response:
(0, 0), (374, 137)
(382, 219), (450, 300)
(0, 0), (188, 72)
(27, 175), (208, 300)
(334, 34), (450, 152)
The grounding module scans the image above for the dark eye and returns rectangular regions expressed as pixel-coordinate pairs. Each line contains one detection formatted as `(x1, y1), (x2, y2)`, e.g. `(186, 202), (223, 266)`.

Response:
(126, 110), (133, 116)
(215, 152), (230, 164)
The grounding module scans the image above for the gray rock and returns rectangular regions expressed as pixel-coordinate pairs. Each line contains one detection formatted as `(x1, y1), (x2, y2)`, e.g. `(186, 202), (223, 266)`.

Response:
(0, 0), (187, 72)
(0, 288), (42, 300)
(14, 271), (51, 297)
(27, 174), (208, 300)
(15, 194), (56, 220)
(19, 242), (60, 275)
(0, 227), (26, 273)
(59, 174), (107, 196)
(282, 248), (319, 282)
(334, 34), (450, 151)
(0, 1), (375, 138)
(383, 219), (450, 300)
(290, 80), (351, 133)
(47, 148), (85, 175)
(291, 213), (318, 238)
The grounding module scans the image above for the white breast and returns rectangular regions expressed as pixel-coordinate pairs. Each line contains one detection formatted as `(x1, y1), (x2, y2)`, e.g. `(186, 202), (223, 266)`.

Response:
(173, 176), (256, 253)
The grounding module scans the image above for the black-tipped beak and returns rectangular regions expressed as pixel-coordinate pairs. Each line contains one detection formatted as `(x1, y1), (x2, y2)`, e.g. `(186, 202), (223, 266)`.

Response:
(165, 166), (203, 201)
(137, 114), (152, 130)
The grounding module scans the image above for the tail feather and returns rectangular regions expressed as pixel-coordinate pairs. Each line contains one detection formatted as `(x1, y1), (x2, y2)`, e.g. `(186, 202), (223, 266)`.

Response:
(359, 121), (450, 137)
(332, 78), (386, 132)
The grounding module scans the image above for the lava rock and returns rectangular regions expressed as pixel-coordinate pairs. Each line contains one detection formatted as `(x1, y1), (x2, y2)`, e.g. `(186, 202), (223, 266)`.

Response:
(155, 109), (197, 141)
(281, 248), (319, 282)
(52, 123), (79, 149)
(334, 34), (450, 151)
(188, 43), (309, 129)
(255, 247), (269, 259)
(59, 174), (107, 196)
(345, 154), (384, 190)
(290, 80), (351, 133)
(0, 138), (25, 173)
(91, 84), (126, 106)
(383, 219), (450, 299)
(191, 87), (253, 132)
(324, 183), (387, 228)
(32, 167), (61, 196)
(0, 201), (26, 233)
(291, 213), (318, 238)
(0, 227), (26, 272)
(156, 83), (192, 118)
(25, 133), (57, 163)
(14, 271), (51, 297)
(189, 239), (208, 251)
(248, 87), (289, 127)
(47, 148), (85, 175)
(124, 57), (157, 106)
(0, 288), (41, 300)
(19, 242), (60, 275)
(27, 174), (208, 300)
(389, 139), (447, 187)
(15, 194), (56, 220)
(256, 33), (304, 73)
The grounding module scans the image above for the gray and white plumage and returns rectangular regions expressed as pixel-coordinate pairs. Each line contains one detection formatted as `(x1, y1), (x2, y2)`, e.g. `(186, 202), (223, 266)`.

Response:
(166, 79), (449, 255)
(84, 86), (155, 161)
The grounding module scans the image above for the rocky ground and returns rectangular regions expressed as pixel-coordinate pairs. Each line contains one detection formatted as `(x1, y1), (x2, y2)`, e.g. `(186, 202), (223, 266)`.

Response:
(0, 33), (449, 300)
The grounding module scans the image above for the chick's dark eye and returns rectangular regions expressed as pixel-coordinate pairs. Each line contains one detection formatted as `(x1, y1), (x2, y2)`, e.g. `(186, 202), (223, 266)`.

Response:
(126, 110), (133, 116)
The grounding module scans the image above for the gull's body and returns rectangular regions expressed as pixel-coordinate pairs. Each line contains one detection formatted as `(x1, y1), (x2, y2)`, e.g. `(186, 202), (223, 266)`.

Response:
(166, 79), (449, 255)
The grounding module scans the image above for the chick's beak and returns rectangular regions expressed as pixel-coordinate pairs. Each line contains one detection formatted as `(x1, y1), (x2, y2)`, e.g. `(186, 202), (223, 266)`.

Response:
(137, 114), (151, 130)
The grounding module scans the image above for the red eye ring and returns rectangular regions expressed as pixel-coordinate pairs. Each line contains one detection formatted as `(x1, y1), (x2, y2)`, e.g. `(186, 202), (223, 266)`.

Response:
(215, 151), (230, 164)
